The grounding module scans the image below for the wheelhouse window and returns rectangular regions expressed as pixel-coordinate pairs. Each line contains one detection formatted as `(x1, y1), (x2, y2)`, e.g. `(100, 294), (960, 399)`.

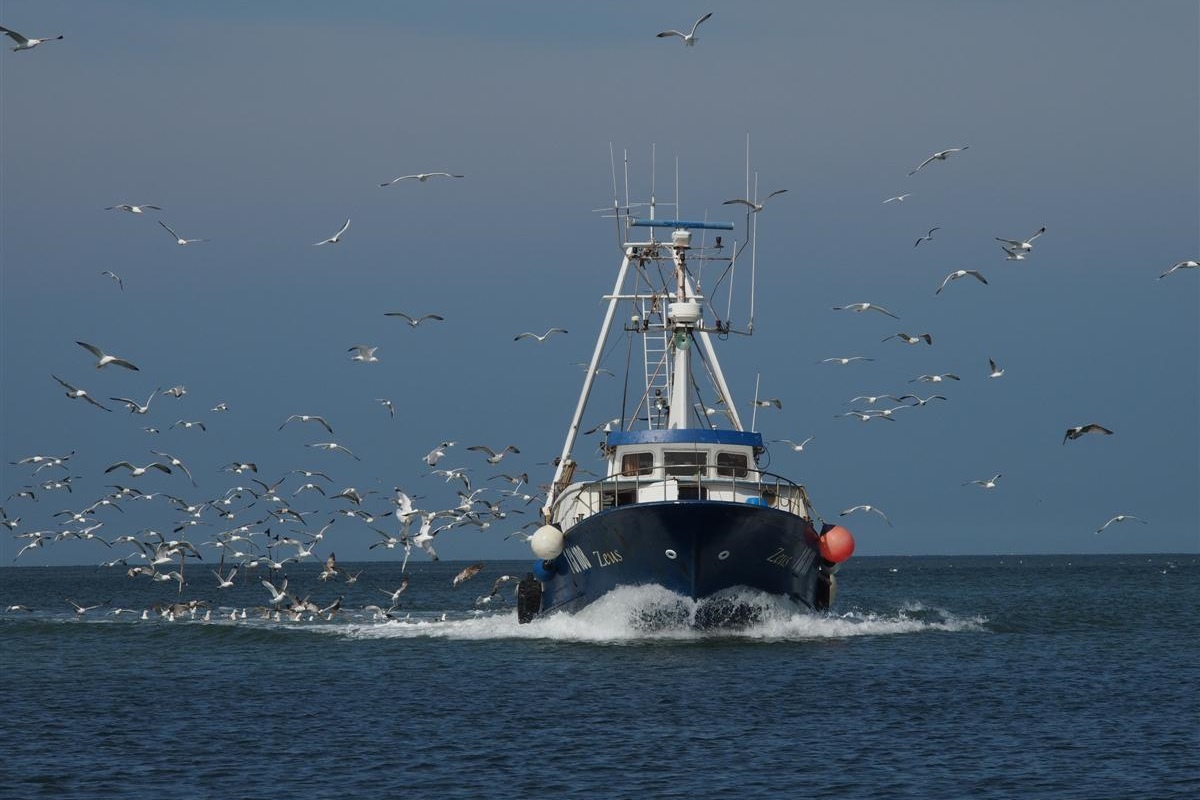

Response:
(716, 451), (749, 477)
(665, 451), (707, 477)
(621, 452), (653, 476)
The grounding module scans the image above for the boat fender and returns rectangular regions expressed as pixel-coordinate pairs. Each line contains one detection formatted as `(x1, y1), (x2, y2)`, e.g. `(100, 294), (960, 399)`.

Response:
(532, 559), (557, 581)
(818, 524), (855, 563)
(530, 524), (565, 560)
(516, 572), (544, 624)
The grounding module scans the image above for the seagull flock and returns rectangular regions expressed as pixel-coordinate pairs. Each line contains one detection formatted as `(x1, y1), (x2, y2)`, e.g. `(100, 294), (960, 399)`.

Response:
(2, 12), (1193, 622)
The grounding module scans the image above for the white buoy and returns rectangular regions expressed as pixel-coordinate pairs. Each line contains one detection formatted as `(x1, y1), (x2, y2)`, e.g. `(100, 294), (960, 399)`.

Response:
(530, 524), (565, 560)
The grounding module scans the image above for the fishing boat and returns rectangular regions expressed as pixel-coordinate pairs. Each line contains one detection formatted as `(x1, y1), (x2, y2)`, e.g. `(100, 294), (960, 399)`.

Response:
(519, 176), (856, 626)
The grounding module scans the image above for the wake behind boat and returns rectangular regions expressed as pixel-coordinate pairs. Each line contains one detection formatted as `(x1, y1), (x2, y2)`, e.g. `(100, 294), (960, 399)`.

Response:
(518, 172), (856, 625)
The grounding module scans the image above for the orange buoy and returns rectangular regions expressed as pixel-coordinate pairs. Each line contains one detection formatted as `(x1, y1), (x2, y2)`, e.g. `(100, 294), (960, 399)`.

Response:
(819, 524), (855, 563)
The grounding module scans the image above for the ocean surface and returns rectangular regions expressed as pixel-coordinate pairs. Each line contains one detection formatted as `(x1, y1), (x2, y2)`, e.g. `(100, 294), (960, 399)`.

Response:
(0, 554), (1195, 800)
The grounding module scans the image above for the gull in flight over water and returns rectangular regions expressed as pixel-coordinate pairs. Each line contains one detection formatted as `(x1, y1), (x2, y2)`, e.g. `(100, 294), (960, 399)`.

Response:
(883, 193), (912, 204)
(348, 345), (379, 363)
(106, 203), (160, 214)
(52, 375), (111, 411)
(515, 328), (568, 342)
(380, 173), (463, 187)
(914, 227), (940, 247)
(77, 341), (139, 371)
(963, 474), (1002, 489)
(279, 414), (334, 435)
(306, 442), (361, 460)
(110, 389), (158, 414)
(840, 504), (892, 526)
(100, 270), (124, 290)
(468, 444), (520, 464)
(656, 12), (713, 46)
(1063, 423), (1113, 444)
(908, 146), (969, 176)
(158, 221), (207, 245)
(315, 219), (350, 246)
(1001, 246), (1028, 261)
(883, 332), (932, 345)
(1095, 514), (1148, 533)
(935, 269), (988, 295)
(910, 373), (960, 383)
(773, 437), (814, 452)
(995, 227), (1046, 253)
(1158, 260), (1198, 280)
(103, 461), (171, 477)
(833, 302), (900, 319)
(150, 450), (196, 486)
(988, 358), (1005, 378)
(0, 26), (63, 51)
(821, 356), (874, 365)
(384, 311), (444, 327)
(722, 189), (787, 213)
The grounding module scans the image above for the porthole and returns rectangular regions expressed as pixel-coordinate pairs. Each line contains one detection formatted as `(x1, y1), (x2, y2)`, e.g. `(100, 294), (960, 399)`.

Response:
(664, 549), (678, 559)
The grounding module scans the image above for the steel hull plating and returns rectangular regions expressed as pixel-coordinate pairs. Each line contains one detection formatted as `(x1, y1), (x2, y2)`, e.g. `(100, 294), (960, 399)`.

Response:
(535, 501), (830, 621)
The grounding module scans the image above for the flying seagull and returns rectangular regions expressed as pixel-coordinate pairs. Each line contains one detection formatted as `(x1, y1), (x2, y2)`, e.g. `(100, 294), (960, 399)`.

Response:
(158, 221), (207, 245)
(1157, 260), (1198, 280)
(0, 26), (63, 51)
(722, 189), (787, 212)
(279, 414), (334, 435)
(348, 345), (379, 363)
(384, 311), (445, 327)
(908, 146), (969, 176)
(1095, 514), (1148, 533)
(51, 375), (112, 411)
(103, 461), (172, 478)
(840, 504), (892, 526)
(832, 302), (900, 319)
(452, 562), (486, 587)
(76, 341), (139, 371)
(935, 269), (988, 295)
(467, 444), (520, 464)
(110, 388), (158, 414)
(515, 328), (568, 342)
(882, 193), (912, 204)
(883, 332), (933, 345)
(773, 437), (814, 452)
(106, 203), (160, 214)
(100, 270), (124, 290)
(314, 219), (350, 246)
(988, 358), (1005, 378)
(656, 12), (713, 46)
(1063, 424), (1113, 444)
(963, 474), (1002, 489)
(380, 173), (463, 187)
(914, 227), (940, 247)
(995, 227), (1046, 253)
(821, 356), (874, 365)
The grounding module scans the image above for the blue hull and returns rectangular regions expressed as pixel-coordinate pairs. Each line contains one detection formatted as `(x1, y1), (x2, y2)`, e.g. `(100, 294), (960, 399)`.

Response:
(533, 501), (833, 622)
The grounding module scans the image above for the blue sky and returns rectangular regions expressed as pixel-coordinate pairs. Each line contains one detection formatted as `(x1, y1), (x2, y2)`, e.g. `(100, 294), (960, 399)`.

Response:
(1, 1), (1197, 566)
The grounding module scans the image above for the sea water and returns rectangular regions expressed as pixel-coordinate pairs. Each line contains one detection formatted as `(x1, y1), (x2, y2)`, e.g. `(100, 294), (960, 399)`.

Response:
(0, 554), (1195, 799)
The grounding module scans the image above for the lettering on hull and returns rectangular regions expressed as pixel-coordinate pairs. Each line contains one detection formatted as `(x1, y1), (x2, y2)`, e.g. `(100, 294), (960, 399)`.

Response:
(593, 549), (624, 567)
(766, 546), (815, 575)
(564, 545), (594, 574)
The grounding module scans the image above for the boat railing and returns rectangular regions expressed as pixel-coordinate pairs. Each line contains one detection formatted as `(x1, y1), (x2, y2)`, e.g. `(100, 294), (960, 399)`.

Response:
(551, 468), (813, 525)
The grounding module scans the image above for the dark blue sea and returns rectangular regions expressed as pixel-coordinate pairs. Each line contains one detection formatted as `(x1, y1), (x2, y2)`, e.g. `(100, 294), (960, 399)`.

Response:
(1, 554), (1196, 800)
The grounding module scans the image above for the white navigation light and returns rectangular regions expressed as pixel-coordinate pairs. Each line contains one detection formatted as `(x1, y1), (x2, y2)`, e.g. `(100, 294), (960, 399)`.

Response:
(530, 524), (565, 560)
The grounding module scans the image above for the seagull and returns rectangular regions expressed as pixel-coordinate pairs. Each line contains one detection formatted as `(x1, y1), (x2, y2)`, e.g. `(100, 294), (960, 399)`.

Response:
(849, 395), (904, 405)
(1158, 260), (1198, 280)
(773, 437), (814, 452)
(882, 193), (912, 204)
(77, 341), (139, 371)
(261, 577), (291, 607)
(104, 461), (172, 477)
(279, 414), (333, 435)
(515, 328), (568, 342)
(378, 575), (411, 607)
(897, 394), (947, 407)
(52, 375), (112, 411)
(467, 444), (520, 464)
(314, 219), (350, 246)
(171, 420), (206, 432)
(150, 451), (196, 486)
(65, 598), (104, 616)
(452, 562), (486, 587)
(110, 388), (158, 414)
(821, 356), (875, 365)
(1001, 246), (1028, 261)
(164, 386), (187, 398)
(1095, 514), (1148, 533)
(348, 345), (379, 363)
(722, 189), (787, 212)
(963, 474), (1002, 489)
(212, 567), (238, 589)
(753, 398), (783, 409)
(914, 227), (940, 247)
(883, 332), (933, 345)
(1063, 423), (1113, 444)
(840, 505), (892, 525)
(376, 398), (395, 418)
(995, 227), (1046, 253)
(837, 410), (895, 422)
(910, 373), (960, 383)
(832, 302), (900, 319)
(158, 221), (207, 245)
(988, 358), (1005, 378)
(384, 311), (445, 327)
(424, 441), (455, 467)
(379, 173), (464, 187)
(100, 270), (124, 290)
(908, 146), (969, 176)
(106, 203), (160, 214)
(656, 12), (713, 46)
(935, 269), (988, 295)
(0, 26), (63, 51)
(306, 442), (361, 460)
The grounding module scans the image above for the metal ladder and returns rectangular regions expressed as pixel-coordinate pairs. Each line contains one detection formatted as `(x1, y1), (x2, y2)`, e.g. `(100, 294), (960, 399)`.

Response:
(642, 299), (671, 429)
